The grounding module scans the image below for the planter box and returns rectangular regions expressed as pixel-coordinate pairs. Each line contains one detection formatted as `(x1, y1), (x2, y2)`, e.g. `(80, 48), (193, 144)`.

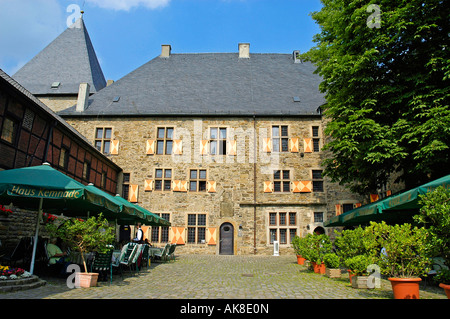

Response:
(76, 272), (99, 288)
(351, 276), (373, 289)
(325, 268), (341, 278)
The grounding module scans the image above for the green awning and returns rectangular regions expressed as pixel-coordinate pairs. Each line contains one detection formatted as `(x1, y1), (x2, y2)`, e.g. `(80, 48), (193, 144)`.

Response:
(324, 174), (450, 227)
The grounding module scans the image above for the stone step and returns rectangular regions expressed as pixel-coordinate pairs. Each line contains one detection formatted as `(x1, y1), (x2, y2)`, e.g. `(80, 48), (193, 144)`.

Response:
(0, 275), (47, 293)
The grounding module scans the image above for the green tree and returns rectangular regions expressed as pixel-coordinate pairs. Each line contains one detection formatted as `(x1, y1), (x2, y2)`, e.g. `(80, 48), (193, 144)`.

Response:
(304, 0), (450, 194)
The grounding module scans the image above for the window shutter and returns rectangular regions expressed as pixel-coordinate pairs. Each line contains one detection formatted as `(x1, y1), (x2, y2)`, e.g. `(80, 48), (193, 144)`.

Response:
(263, 138), (272, 153)
(354, 203), (362, 208)
(370, 194), (379, 202)
(200, 140), (209, 155)
(110, 140), (120, 155)
(227, 140), (237, 156)
(206, 228), (217, 245)
(172, 180), (180, 192)
(179, 180), (188, 192)
(298, 181), (312, 193)
(173, 140), (183, 155)
(207, 181), (216, 193)
(170, 227), (186, 245)
(144, 180), (153, 191)
(335, 204), (343, 216)
(291, 181), (301, 193)
(289, 138), (299, 153)
(264, 181), (273, 193)
(129, 184), (139, 203)
(303, 138), (313, 153)
(146, 140), (155, 155)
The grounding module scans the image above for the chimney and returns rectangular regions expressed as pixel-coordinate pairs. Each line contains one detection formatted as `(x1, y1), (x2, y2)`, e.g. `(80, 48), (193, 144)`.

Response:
(161, 44), (171, 58)
(293, 50), (302, 63)
(238, 43), (250, 58)
(76, 83), (90, 112)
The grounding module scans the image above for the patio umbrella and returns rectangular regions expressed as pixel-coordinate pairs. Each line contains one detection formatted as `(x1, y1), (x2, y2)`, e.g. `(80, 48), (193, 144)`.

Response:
(0, 163), (122, 274)
(114, 195), (171, 226)
(324, 174), (450, 227)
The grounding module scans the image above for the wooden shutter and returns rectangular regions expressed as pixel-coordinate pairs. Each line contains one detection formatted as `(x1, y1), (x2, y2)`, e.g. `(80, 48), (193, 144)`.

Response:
(227, 140), (237, 156)
(370, 194), (379, 202)
(289, 138), (299, 153)
(146, 140), (155, 155)
(297, 181), (312, 193)
(172, 180), (188, 192)
(173, 140), (183, 155)
(129, 184), (139, 203)
(354, 203), (362, 208)
(144, 180), (153, 192)
(110, 140), (119, 155)
(179, 180), (188, 192)
(206, 228), (217, 245)
(264, 181), (273, 193)
(200, 140), (209, 155)
(207, 181), (216, 193)
(335, 204), (343, 216)
(304, 138), (313, 153)
(170, 227), (186, 245)
(291, 181), (302, 193)
(263, 138), (272, 153)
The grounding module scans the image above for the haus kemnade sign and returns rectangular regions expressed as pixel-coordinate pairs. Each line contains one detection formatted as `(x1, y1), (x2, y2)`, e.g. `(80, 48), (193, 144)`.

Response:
(7, 185), (83, 199)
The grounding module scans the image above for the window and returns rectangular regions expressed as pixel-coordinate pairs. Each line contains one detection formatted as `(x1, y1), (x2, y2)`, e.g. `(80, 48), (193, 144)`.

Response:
(269, 212), (298, 245)
(82, 161), (91, 180)
(312, 126), (320, 152)
(312, 170), (324, 192)
(156, 127), (173, 155)
(272, 125), (289, 152)
(59, 147), (69, 169)
(95, 128), (112, 154)
(155, 169), (172, 191)
(314, 212), (324, 223)
(122, 173), (130, 199)
(1, 116), (18, 144)
(210, 127), (227, 155)
(151, 213), (171, 243)
(189, 169), (207, 192)
(187, 213), (207, 244)
(273, 170), (290, 192)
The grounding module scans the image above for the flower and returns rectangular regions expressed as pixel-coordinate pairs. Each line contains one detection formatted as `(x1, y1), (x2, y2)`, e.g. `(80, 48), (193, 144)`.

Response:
(0, 205), (13, 216)
(0, 265), (27, 279)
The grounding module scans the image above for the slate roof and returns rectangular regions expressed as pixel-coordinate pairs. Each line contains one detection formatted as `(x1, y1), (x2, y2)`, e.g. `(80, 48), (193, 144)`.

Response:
(59, 51), (325, 117)
(13, 17), (106, 95)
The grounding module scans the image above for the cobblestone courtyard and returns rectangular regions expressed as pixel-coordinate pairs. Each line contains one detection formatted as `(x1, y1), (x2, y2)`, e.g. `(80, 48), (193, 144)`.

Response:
(0, 255), (446, 300)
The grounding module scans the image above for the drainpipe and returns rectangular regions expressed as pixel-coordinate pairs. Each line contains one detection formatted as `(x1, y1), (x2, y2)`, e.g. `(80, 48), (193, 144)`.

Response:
(253, 115), (257, 254)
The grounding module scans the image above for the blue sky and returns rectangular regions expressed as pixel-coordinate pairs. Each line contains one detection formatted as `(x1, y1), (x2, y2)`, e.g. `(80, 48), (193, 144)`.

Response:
(0, 0), (323, 81)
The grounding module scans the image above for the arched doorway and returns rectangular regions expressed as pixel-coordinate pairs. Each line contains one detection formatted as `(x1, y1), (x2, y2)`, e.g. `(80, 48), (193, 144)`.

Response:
(219, 222), (234, 255)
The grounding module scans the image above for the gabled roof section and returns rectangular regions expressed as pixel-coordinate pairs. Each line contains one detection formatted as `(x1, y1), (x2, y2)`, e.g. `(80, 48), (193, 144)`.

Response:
(13, 17), (106, 95)
(58, 51), (325, 117)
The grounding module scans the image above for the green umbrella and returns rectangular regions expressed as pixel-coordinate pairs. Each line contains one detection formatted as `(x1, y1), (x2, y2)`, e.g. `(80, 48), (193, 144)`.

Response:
(0, 163), (121, 274)
(114, 195), (171, 226)
(324, 174), (450, 227)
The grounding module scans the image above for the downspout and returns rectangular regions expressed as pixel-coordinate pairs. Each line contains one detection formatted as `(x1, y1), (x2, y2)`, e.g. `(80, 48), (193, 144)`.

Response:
(253, 115), (257, 254)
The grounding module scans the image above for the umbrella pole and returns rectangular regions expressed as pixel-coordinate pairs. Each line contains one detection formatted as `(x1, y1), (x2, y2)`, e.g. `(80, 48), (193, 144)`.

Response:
(29, 198), (43, 275)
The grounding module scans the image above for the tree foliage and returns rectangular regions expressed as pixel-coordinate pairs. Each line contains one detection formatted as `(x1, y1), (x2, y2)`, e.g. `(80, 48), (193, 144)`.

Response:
(304, 0), (450, 194)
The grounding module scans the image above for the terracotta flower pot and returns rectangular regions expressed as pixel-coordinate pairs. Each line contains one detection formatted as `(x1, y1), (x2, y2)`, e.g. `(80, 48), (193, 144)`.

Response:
(76, 272), (99, 288)
(296, 255), (306, 265)
(439, 283), (450, 299)
(388, 277), (422, 299)
(312, 262), (326, 274)
(348, 270), (355, 284)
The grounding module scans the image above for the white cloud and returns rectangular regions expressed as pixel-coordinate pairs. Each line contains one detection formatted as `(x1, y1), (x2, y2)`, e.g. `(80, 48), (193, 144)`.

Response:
(85, 0), (171, 11)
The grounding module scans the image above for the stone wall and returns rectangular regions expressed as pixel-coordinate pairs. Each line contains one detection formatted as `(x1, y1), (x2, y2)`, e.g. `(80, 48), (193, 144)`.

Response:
(64, 116), (364, 255)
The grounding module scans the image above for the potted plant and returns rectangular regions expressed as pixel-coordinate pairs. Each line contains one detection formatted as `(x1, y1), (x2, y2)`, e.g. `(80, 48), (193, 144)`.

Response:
(368, 221), (431, 299)
(309, 234), (332, 274)
(47, 213), (115, 288)
(344, 255), (376, 289)
(292, 235), (306, 265)
(323, 252), (341, 278)
(415, 186), (450, 298)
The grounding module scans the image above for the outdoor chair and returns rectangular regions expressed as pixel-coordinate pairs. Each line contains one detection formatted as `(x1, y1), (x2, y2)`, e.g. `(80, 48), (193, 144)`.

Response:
(130, 244), (144, 274)
(112, 243), (129, 279)
(140, 244), (150, 270)
(90, 245), (114, 285)
(167, 244), (176, 262)
(119, 242), (139, 276)
(154, 243), (170, 263)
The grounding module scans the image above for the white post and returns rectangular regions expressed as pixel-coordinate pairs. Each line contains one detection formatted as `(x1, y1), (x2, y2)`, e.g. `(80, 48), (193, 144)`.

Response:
(30, 198), (43, 275)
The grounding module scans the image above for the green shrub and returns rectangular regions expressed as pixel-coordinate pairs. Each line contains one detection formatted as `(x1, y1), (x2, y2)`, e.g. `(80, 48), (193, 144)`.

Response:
(344, 255), (375, 276)
(323, 253), (340, 269)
